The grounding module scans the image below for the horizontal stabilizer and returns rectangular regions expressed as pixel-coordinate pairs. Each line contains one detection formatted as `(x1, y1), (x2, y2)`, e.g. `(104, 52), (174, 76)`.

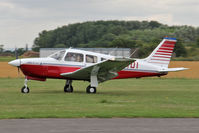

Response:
(159, 67), (189, 72)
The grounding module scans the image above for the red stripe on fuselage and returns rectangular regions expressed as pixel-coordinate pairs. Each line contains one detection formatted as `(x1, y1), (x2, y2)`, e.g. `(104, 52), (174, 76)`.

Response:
(20, 64), (165, 80)
(20, 64), (81, 79)
(114, 70), (165, 79)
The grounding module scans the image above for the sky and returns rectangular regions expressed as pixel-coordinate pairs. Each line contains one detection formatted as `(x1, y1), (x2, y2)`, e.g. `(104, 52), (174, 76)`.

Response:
(0, 0), (199, 49)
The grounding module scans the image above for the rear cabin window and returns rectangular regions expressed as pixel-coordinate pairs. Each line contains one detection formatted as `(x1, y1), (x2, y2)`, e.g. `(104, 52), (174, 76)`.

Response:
(65, 52), (83, 62)
(86, 55), (97, 63)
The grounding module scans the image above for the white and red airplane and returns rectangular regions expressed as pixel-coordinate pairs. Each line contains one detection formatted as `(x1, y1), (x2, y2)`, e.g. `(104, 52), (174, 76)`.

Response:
(9, 37), (187, 94)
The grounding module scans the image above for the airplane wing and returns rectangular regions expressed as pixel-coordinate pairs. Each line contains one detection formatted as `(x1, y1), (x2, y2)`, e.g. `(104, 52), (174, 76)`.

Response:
(61, 57), (135, 82)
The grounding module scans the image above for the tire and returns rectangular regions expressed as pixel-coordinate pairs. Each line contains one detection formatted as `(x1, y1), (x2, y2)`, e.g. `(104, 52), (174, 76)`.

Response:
(86, 85), (96, 94)
(21, 86), (30, 93)
(64, 85), (73, 93)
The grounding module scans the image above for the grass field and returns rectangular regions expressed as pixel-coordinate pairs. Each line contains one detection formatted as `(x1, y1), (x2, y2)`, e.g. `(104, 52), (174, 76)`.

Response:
(0, 56), (16, 62)
(0, 78), (199, 119)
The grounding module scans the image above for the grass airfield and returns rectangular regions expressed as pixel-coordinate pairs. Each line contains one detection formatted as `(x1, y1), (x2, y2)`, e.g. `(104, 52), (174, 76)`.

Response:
(0, 78), (199, 119)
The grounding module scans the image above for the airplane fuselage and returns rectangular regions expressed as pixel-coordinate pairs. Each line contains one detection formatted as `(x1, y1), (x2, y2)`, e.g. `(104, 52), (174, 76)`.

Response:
(14, 56), (166, 81)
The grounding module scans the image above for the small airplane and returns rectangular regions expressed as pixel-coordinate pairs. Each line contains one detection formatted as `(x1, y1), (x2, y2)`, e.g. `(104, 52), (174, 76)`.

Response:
(9, 37), (188, 94)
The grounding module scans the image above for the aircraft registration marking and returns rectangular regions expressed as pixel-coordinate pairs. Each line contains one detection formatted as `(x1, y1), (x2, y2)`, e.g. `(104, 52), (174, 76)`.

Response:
(126, 62), (138, 69)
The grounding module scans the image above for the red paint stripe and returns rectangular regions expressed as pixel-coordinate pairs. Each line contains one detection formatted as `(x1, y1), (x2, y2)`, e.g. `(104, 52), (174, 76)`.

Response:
(162, 44), (175, 48)
(159, 47), (174, 51)
(115, 70), (163, 79)
(151, 59), (170, 61)
(155, 53), (172, 56)
(160, 47), (174, 50)
(152, 56), (171, 58)
(164, 41), (176, 44)
(157, 50), (173, 53)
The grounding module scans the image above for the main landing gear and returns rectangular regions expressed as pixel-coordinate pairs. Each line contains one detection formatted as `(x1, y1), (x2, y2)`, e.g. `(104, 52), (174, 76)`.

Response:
(21, 77), (30, 93)
(86, 85), (96, 94)
(64, 80), (73, 93)
(64, 80), (97, 94)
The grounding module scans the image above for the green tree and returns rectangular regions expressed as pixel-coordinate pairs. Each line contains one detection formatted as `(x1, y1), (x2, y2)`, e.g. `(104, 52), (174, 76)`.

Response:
(32, 20), (199, 59)
(196, 36), (199, 47)
(0, 45), (4, 53)
(174, 39), (187, 57)
(54, 44), (66, 48)
(17, 48), (26, 56)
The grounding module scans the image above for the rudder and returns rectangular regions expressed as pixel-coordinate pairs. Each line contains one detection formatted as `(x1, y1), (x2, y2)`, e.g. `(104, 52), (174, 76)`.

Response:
(145, 37), (177, 68)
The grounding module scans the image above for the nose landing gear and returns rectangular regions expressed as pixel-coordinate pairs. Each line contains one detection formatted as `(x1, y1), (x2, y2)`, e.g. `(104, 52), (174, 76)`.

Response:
(21, 77), (30, 93)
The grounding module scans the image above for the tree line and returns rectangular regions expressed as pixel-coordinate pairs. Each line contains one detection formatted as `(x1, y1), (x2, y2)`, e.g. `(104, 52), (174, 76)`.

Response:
(32, 20), (199, 58)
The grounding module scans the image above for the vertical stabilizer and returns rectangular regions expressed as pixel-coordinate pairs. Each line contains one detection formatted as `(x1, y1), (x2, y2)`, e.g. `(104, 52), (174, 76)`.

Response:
(145, 37), (177, 68)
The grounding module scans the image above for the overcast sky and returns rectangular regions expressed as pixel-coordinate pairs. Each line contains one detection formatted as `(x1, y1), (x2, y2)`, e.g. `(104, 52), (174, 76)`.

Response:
(1, 0), (199, 49)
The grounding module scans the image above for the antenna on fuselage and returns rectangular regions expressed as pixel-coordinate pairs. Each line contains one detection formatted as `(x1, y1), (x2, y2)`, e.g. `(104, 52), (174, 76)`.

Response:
(129, 48), (138, 58)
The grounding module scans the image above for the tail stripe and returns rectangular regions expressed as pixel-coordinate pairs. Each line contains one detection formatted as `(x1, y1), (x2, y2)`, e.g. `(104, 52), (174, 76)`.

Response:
(151, 59), (170, 61)
(159, 47), (174, 51)
(152, 56), (171, 58)
(161, 44), (175, 48)
(145, 37), (177, 67)
(157, 50), (173, 53)
(155, 53), (172, 56)
(164, 41), (176, 44)
(148, 62), (168, 64)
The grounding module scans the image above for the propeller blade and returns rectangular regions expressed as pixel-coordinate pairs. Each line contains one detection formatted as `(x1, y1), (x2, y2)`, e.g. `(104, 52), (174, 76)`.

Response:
(17, 66), (20, 74)
(15, 48), (18, 59)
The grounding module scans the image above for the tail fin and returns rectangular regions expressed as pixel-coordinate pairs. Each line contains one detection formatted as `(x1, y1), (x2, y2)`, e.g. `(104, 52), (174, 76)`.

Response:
(145, 37), (177, 68)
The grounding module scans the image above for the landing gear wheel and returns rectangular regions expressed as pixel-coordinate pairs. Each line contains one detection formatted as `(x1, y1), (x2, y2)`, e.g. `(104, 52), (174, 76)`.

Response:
(64, 80), (73, 93)
(86, 85), (96, 94)
(64, 85), (73, 93)
(21, 86), (30, 93)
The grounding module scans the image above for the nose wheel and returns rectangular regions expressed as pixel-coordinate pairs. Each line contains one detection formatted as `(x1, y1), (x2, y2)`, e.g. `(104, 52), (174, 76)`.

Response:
(21, 86), (30, 93)
(21, 77), (30, 93)
(64, 80), (73, 93)
(86, 85), (96, 94)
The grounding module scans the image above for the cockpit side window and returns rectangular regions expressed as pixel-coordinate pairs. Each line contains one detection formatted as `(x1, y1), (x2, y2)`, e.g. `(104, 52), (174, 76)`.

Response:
(86, 55), (97, 63)
(65, 52), (83, 62)
(50, 50), (65, 60)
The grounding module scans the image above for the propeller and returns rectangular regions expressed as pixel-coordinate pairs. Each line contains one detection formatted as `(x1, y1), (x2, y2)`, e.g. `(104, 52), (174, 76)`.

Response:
(15, 47), (20, 74)
(15, 47), (18, 59)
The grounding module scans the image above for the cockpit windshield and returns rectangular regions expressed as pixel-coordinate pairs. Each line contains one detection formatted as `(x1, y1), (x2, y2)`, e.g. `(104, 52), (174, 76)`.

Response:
(49, 50), (66, 60)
